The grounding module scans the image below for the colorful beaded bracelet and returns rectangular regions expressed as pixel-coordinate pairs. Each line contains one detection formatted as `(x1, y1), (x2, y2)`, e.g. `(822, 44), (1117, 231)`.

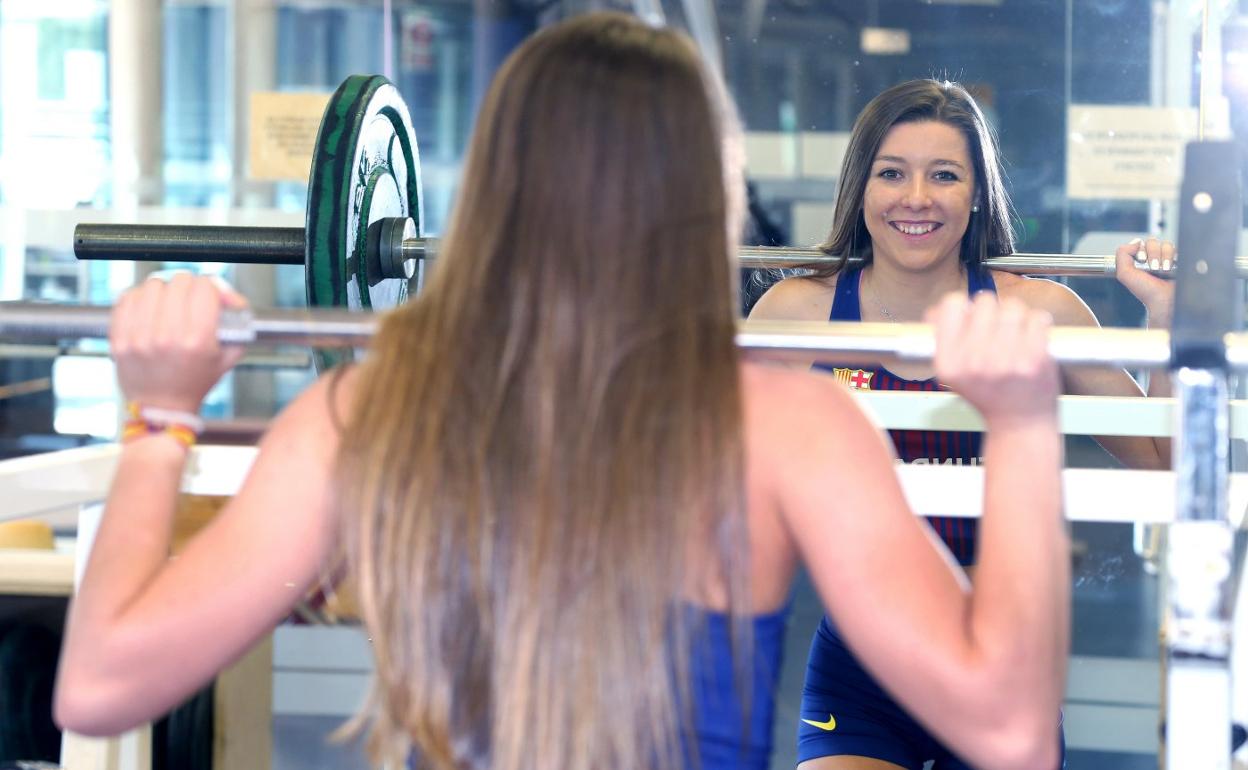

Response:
(121, 402), (204, 449)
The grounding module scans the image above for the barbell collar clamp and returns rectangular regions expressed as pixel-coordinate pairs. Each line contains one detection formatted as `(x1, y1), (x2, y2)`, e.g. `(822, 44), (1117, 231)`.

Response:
(368, 217), (418, 280)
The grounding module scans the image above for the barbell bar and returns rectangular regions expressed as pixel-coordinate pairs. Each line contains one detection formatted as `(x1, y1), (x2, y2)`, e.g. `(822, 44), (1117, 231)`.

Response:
(0, 300), (1232, 371)
(0, 343), (310, 370)
(76, 222), (1189, 277)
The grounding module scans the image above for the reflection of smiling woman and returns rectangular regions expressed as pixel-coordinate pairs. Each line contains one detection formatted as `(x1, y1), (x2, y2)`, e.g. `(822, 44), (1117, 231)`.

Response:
(750, 78), (1174, 770)
(862, 121), (977, 282)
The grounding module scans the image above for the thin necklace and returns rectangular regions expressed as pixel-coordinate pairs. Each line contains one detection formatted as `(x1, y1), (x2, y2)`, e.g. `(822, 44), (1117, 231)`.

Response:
(864, 272), (897, 322)
(865, 268), (969, 322)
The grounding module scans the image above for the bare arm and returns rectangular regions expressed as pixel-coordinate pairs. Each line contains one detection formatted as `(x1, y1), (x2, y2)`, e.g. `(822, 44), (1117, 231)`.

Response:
(55, 277), (346, 735)
(772, 294), (1067, 770)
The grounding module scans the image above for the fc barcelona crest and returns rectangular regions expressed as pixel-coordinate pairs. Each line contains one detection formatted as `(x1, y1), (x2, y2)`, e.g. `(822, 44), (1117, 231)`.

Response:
(832, 368), (874, 390)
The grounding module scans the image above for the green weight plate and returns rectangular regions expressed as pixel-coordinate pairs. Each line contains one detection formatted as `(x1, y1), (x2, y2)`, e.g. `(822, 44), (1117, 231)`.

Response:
(305, 75), (424, 369)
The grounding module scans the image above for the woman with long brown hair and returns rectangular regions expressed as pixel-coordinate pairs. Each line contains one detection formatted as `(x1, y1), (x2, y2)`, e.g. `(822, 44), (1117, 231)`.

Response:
(750, 79), (1170, 769)
(55, 14), (1067, 770)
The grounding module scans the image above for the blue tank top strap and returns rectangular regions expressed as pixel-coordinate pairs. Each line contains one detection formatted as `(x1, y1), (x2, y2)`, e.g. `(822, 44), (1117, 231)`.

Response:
(968, 265), (997, 295)
(828, 265), (863, 321)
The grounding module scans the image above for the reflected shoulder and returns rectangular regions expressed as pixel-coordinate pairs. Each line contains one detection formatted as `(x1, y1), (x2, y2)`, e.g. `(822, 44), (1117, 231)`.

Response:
(992, 272), (1097, 327)
(748, 274), (837, 321)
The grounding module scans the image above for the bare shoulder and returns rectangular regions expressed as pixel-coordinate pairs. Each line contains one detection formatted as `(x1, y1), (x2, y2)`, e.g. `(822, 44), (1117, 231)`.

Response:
(741, 360), (844, 412)
(748, 274), (838, 321)
(740, 362), (831, 496)
(991, 271), (1098, 327)
(226, 365), (361, 534)
(740, 361), (869, 455)
(261, 365), (359, 455)
(739, 361), (899, 527)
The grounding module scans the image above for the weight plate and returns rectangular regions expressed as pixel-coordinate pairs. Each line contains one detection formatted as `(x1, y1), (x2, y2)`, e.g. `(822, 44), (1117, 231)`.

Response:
(305, 75), (424, 369)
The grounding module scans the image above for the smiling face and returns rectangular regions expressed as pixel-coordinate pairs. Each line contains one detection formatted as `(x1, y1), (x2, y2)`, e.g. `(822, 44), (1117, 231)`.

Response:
(862, 120), (976, 272)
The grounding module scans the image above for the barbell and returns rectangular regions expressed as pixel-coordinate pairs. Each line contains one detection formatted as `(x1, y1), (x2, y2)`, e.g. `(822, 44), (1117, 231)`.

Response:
(72, 74), (423, 331)
(75, 222), (1204, 278)
(70, 75), (1197, 313)
(74, 75), (423, 317)
(0, 300), (1236, 371)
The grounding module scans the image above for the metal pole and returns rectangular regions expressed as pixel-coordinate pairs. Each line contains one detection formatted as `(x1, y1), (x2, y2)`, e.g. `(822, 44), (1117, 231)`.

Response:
(735, 247), (1162, 275)
(8, 302), (1248, 372)
(0, 344), (310, 370)
(0, 304), (376, 347)
(1166, 368), (1234, 770)
(1162, 139), (1241, 770)
(74, 225), (307, 265)
(76, 224), (1192, 277)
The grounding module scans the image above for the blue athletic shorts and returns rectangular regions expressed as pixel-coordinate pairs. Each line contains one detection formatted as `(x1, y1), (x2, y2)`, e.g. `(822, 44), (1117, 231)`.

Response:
(798, 616), (1065, 769)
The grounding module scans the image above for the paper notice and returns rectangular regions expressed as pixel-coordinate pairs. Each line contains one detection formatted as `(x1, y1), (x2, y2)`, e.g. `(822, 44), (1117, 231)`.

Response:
(1067, 105), (1198, 201)
(249, 92), (332, 182)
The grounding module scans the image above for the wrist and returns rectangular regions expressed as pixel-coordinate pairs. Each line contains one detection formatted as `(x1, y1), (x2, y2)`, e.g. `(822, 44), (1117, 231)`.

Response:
(119, 431), (194, 464)
(121, 401), (204, 450)
(125, 398), (204, 416)
(1144, 306), (1172, 329)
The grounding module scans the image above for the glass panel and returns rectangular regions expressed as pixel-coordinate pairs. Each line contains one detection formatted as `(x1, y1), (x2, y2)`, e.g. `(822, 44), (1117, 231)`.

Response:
(725, 3), (1195, 767)
(0, 0), (110, 457)
(165, 2), (231, 208)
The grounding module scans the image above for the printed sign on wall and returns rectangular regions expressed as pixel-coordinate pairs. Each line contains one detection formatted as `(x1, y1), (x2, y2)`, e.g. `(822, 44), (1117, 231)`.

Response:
(1067, 106), (1197, 200)
(249, 92), (332, 182)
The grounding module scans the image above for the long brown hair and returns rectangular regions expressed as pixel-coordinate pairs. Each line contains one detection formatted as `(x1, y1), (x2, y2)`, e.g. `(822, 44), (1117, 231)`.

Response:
(335, 12), (748, 769)
(811, 78), (1015, 280)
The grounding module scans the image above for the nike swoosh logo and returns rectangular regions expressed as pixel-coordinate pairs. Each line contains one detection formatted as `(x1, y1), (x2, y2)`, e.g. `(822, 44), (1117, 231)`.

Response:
(802, 714), (837, 731)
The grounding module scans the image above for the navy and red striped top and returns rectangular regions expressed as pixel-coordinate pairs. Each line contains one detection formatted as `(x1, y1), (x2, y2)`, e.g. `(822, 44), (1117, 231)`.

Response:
(814, 265), (995, 565)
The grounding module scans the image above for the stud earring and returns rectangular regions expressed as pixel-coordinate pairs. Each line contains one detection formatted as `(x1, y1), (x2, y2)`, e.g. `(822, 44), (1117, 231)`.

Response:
(971, 204), (980, 213)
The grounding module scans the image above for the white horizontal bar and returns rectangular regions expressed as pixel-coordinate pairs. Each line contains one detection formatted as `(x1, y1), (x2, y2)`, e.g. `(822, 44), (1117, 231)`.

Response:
(181, 444), (257, 495)
(0, 444), (256, 522)
(896, 464), (1248, 525)
(0, 549), (73, 595)
(0, 392), (1198, 523)
(854, 391), (1240, 439)
(740, 320), (1178, 370)
(0, 444), (124, 520)
(1, 444), (1245, 526)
